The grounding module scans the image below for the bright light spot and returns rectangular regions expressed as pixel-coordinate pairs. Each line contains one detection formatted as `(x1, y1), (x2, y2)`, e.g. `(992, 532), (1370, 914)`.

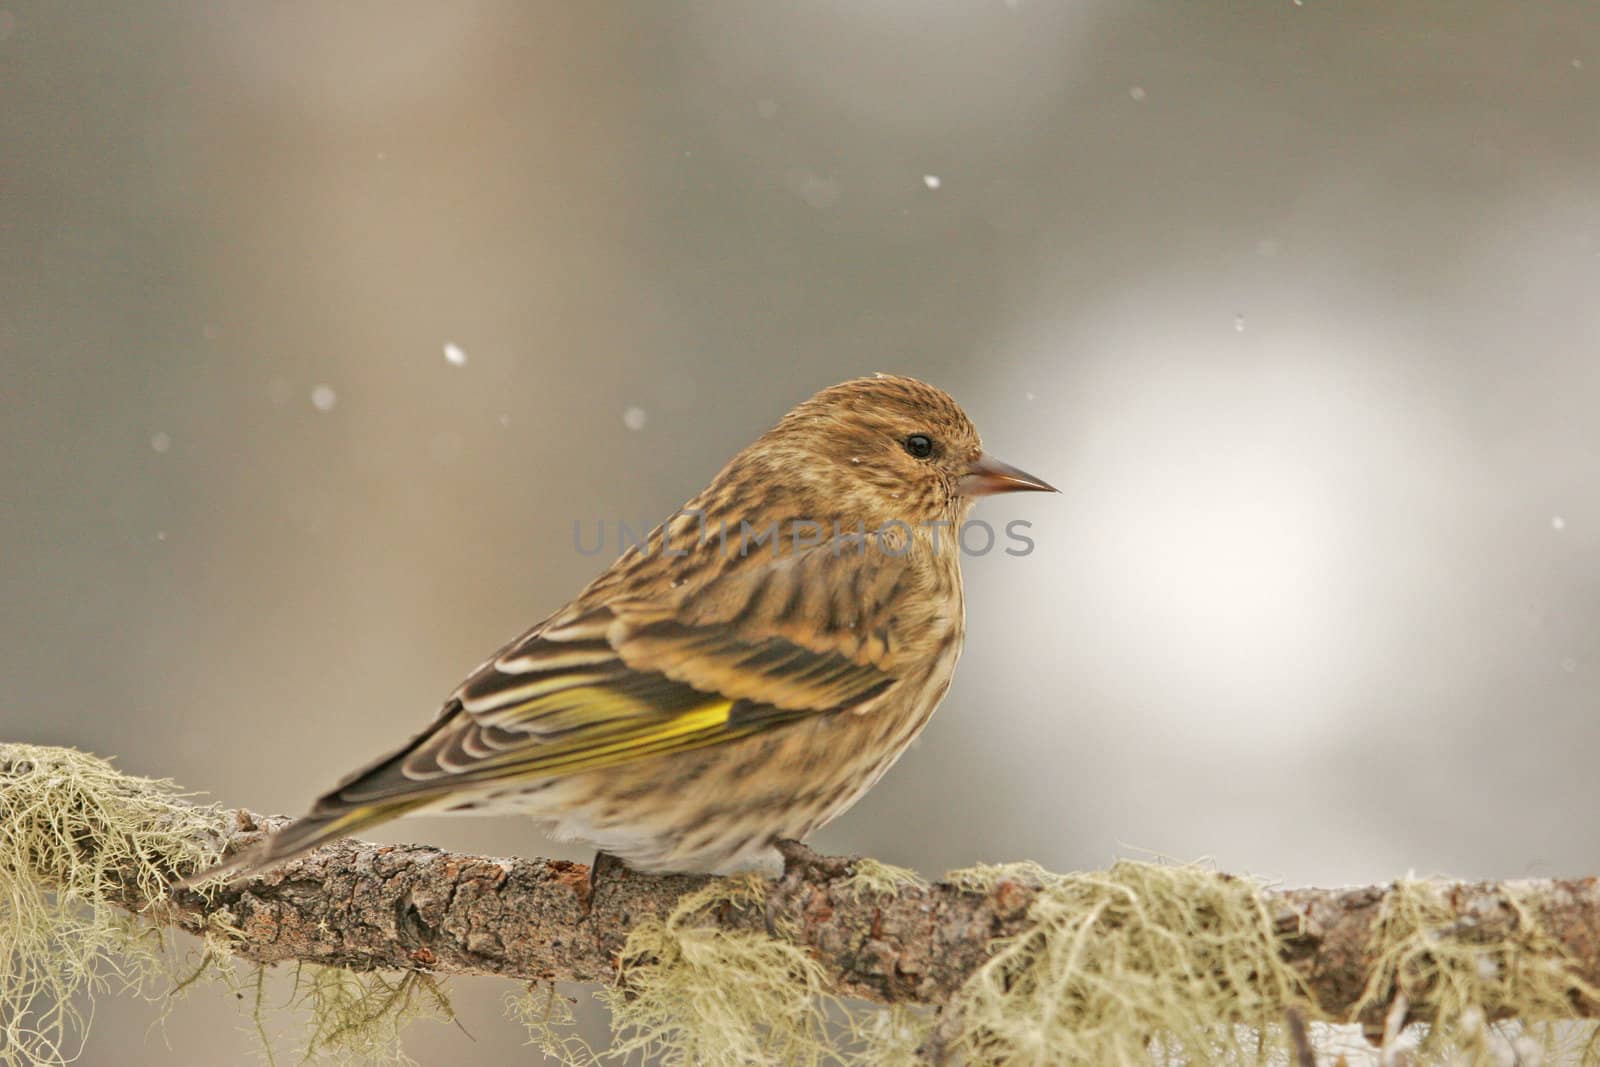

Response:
(1129, 86), (1147, 101)
(1016, 336), (1417, 721)
(1234, 313), (1247, 333)
(1552, 515), (1567, 530)
(149, 432), (171, 453)
(443, 342), (467, 366)
(622, 406), (647, 432)
(1126, 460), (1322, 651)
(923, 174), (942, 190)
(310, 384), (338, 412)
(155, 530), (167, 542)
(1025, 391), (1036, 401)
(1068, 431), (1344, 698)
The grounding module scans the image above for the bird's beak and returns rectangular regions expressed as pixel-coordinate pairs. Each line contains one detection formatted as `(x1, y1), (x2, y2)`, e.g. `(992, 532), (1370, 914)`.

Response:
(957, 453), (1059, 497)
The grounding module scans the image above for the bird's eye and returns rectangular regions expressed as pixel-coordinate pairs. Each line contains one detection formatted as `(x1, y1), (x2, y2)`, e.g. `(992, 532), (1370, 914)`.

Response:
(903, 434), (935, 459)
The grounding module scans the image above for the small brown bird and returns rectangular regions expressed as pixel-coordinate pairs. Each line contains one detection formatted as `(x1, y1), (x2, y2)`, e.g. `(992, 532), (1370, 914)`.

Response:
(182, 375), (1053, 884)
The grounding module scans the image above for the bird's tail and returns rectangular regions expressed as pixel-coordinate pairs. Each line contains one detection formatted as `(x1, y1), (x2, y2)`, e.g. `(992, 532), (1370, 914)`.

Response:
(172, 796), (434, 889)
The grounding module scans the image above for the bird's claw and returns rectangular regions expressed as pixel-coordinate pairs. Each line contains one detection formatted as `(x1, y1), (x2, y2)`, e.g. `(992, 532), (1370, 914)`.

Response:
(774, 838), (818, 879)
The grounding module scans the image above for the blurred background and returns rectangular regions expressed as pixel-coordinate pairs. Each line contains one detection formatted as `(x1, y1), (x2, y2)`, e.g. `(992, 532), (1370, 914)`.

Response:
(4, 1), (1598, 1062)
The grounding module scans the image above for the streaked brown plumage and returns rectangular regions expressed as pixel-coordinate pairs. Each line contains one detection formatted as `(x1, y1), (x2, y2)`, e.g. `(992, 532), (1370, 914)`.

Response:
(181, 374), (1054, 884)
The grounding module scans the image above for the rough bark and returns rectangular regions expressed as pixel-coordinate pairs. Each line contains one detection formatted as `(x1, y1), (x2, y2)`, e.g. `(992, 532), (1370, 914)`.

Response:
(95, 808), (1600, 1025)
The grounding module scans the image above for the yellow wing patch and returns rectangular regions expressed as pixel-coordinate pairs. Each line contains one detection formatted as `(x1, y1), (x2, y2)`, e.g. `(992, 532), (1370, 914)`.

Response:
(326, 610), (890, 808)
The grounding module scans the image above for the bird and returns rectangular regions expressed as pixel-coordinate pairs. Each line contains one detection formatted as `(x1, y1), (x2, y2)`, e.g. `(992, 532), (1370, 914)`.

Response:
(179, 374), (1054, 885)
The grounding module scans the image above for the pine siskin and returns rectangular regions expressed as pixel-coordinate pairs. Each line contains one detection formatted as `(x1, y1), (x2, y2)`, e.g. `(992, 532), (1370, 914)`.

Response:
(181, 375), (1054, 883)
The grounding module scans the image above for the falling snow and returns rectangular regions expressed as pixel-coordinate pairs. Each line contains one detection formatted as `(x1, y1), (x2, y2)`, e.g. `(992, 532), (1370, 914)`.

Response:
(149, 432), (171, 453)
(1129, 86), (1147, 101)
(623, 406), (647, 432)
(1233, 314), (1247, 333)
(789, 171), (841, 210)
(310, 384), (338, 412)
(444, 342), (468, 366)
(1552, 516), (1567, 530)
(923, 174), (942, 190)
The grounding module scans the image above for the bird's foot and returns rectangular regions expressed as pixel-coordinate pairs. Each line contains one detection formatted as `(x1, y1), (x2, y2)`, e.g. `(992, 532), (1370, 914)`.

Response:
(773, 838), (819, 879)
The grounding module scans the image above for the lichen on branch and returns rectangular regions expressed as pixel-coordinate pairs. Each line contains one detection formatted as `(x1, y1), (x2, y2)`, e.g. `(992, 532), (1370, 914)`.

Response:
(7, 741), (1600, 1065)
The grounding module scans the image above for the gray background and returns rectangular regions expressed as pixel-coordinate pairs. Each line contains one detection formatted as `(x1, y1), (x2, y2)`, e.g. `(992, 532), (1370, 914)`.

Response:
(4, 2), (1597, 1063)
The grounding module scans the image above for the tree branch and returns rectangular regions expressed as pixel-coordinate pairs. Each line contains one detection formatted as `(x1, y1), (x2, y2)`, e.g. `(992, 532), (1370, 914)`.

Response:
(91, 808), (1600, 1027)
(6, 737), (1600, 1053)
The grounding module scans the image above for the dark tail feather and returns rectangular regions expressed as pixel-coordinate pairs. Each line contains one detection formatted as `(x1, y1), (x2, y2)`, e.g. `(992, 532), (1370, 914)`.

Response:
(173, 797), (433, 889)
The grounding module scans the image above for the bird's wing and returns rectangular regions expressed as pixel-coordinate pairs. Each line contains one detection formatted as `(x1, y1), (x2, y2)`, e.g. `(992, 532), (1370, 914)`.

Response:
(328, 605), (895, 806)
(315, 539), (922, 813)
(177, 548), (913, 884)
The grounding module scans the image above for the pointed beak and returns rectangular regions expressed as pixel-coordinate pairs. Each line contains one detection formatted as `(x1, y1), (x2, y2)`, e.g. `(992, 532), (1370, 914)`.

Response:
(957, 452), (1059, 497)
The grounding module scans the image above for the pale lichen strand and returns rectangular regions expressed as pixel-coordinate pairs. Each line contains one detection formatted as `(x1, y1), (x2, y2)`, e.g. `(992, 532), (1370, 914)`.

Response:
(506, 982), (605, 1066)
(9, 743), (1600, 1065)
(599, 874), (840, 1066)
(945, 860), (1311, 1064)
(0, 744), (456, 1066)
(1354, 878), (1600, 1063)
(0, 743), (225, 1065)
(291, 963), (454, 1065)
(835, 857), (928, 900)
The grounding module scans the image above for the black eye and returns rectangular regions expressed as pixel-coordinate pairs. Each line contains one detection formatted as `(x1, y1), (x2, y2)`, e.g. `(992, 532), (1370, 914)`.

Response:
(903, 434), (935, 459)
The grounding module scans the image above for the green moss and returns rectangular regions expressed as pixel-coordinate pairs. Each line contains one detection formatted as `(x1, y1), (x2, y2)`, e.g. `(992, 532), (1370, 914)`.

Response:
(0, 742), (226, 1065)
(946, 859), (1312, 1065)
(944, 860), (1059, 894)
(836, 857), (926, 901)
(505, 982), (602, 1066)
(292, 964), (454, 1065)
(0, 743), (455, 1066)
(1355, 878), (1600, 1062)
(600, 874), (841, 1066)
(10, 743), (1600, 1065)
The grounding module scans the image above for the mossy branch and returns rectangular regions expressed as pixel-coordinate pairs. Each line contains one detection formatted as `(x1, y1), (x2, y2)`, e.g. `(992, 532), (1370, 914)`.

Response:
(8, 742), (1600, 1065)
(128, 802), (1600, 1029)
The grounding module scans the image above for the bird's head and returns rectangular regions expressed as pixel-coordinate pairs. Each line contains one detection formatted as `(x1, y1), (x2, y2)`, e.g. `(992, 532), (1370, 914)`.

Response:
(747, 374), (1056, 530)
